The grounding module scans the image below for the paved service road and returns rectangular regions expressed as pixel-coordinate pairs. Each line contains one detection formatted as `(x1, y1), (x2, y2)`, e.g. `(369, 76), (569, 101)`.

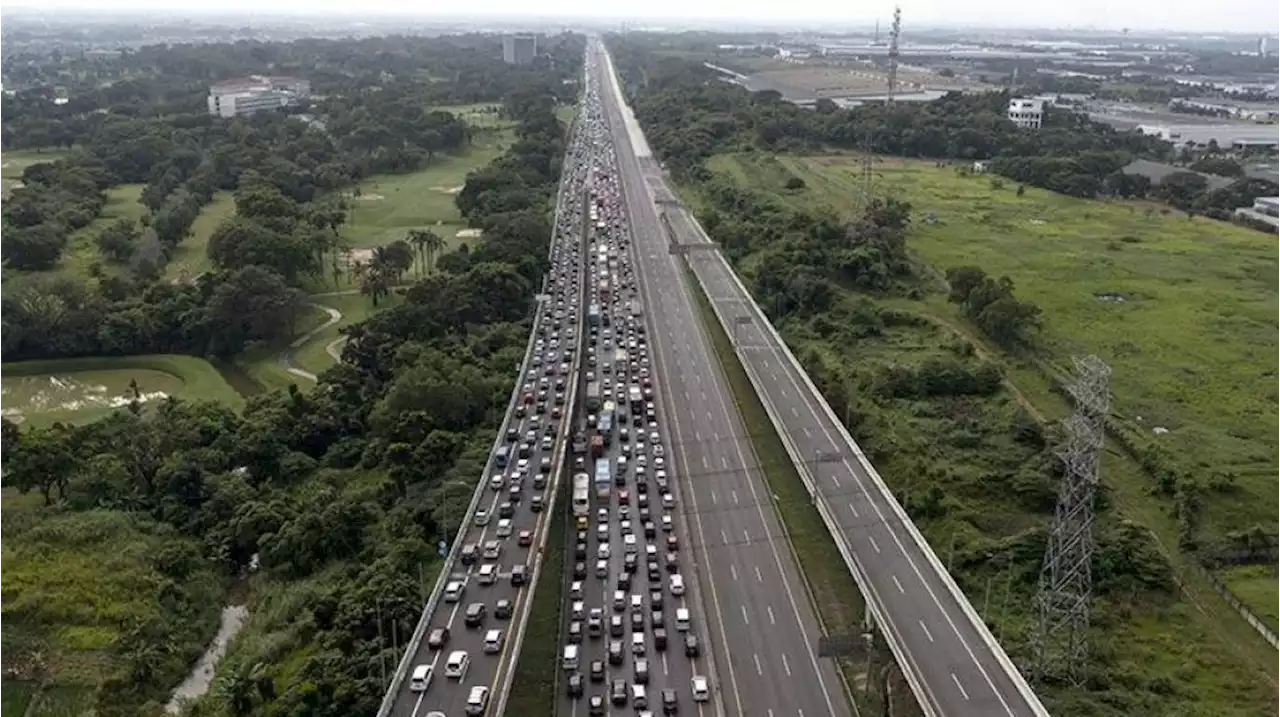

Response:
(592, 40), (854, 717)
(556, 53), (718, 717)
(596, 39), (1048, 717)
(386, 104), (592, 717)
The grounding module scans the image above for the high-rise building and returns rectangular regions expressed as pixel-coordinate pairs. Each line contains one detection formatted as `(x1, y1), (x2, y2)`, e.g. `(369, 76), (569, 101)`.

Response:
(207, 76), (311, 118)
(1259, 36), (1270, 57)
(1007, 98), (1045, 130)
(503, 34), (538, 66)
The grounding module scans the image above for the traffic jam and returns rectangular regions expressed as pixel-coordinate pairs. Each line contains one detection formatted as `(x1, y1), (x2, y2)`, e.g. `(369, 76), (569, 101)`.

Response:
(402, 93), (595, 717)
(560, 65), (710, 717)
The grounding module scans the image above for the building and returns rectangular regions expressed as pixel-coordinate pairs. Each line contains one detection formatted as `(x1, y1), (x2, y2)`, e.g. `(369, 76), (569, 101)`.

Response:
(1007, 98), (1045, 129)
(502, 35), (538, 66)
(207, 76), (311, 119)
(1235, 196), (1279, 229)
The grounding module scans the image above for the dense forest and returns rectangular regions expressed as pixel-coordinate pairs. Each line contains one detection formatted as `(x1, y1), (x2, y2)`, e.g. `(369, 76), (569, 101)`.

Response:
(2, 32), (582, 717)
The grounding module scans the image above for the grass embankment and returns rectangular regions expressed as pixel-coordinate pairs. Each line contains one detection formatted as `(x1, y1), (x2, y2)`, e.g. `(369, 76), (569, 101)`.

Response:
(685, 266), (886, 712)
(2, 148), (71, 197)
(1, 354), (244, 426)
(1, 488), (223, 717)
(505, 467), (570, 716)
(228, 303), (342, 394)
(163, 191), (237, 282)
(696, 152), (1278, 717)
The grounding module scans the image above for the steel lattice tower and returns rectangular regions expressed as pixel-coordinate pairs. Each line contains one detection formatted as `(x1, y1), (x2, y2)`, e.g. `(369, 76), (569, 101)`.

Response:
(1033, 355), (1110, 686)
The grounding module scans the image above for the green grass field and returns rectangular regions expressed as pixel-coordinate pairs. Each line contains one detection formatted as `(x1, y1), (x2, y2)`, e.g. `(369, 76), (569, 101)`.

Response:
(1, 679), (38, 717)
(698, 152), (1279, 716)
(163, 191), (237, 282)
(1222, 564), (1279, 632)
(2, 489), (222, 717)
(2, 149), (71, 197)
(1, 355), (244, 426)
(290, 293), (401, 377)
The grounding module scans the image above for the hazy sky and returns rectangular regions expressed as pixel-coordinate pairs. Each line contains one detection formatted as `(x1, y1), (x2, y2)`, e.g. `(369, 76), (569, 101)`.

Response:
(13, 0), (1280, 34)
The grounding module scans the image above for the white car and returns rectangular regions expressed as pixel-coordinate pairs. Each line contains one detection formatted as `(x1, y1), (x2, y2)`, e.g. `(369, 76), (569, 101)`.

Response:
(496, 518), (513, 537)
(444, 580), (466, 603)
(598, 543), (612, 560)
(691, 676), (710, 702)
(670, 574), (685, 596)
(623, 533), (638, 554)
(474, 509), (490, 527)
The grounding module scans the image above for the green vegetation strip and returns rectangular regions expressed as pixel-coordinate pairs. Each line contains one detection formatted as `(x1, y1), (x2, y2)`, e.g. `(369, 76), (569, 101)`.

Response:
(684, 265), (884, 712)
(504, 480), (568, 715)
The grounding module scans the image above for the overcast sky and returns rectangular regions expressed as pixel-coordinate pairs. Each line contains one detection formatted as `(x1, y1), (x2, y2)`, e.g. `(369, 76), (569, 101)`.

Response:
(13, 0), (1280, 35)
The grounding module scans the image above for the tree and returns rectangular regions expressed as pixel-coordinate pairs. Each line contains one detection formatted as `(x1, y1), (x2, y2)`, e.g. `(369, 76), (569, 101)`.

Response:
(96, 218), (141, 263)
(5, 424), (78, 504)
(207, 217), (317, 282)
(2, 223), (68, 270)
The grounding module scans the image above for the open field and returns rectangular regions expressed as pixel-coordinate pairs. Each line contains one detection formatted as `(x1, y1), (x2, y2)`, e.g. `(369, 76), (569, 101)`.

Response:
(1223, 564), (1279, 632)
(437, 102), (511, 128)
(1, 354), (244, 426)
(742, 62), (972, 98)
(229, 302), (341, 393)
(694, 152), (1278, 716)
(2, 149), (70, 197)
(292, 293), (401, 377)
(2, 489), (222, 717)
(163, 191), (237, 282)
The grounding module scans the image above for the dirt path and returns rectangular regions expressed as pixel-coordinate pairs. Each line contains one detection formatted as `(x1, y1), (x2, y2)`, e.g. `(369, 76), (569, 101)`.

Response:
(277, 303), (343, 382)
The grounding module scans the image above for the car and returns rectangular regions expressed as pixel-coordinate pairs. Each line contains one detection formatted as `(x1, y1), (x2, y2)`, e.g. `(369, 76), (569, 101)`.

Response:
(495, 598), (513, 619)
(691, 676), (709, 703)
(570, 580), (584, 600)
(484, 628), (504, 654)
(444, 579), (466, 603)
(444, 650), (469, 680)
(590, 659), (606, 682)
(490, 473), (505, 491)
(653, 627), (668, 651)
(427, 626), (450, 650)
(685, 634), (701, 657)
(569, 621), (584, 643)
(667, 535), (679, 551)
(666, 552), (680, 571)
(662, 687), (679, 714)
(670, 574), (685, 596)
(508, 484), (522, 503)
(498, 502), (515, 519)
(461, 543), (478, 565)
(466, 686), (490, 716)
(410, 663), (434, 692)
(589, 695), (605, 716)
(568, 672), (584, 698)
(618, 490), (630, 505)
(474, 508), (490, 526)
(630, 611), (645, 631)
(530, 494), (545, 512)
(497, 519), (513, 537)
(662, 515), (674, 532)
(483, 540), (502, 560)
(518, 530), (534, 547)
(597, 543), (611, 560)
(611, 679), (628, 705)
(464, 602), (486, 628)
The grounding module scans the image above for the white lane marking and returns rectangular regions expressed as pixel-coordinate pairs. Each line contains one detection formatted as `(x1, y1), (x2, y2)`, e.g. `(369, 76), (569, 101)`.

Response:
(721, 529), (729, 545)
(952, 672), (971, 700)
(410, 694), (424, 717)
(721, 456), (729, 469)
(892, 575), (906, 594)
(868, 536), (882, 554)
(753, 653), (763, 676)
(781, 652), (792, 677)
(702, 455), (709, 469)
(742, 529), (750, 544)
(803, 426), (812, 438)
(742, 605), (750, 625)
(830, 471), (841, 488)
(730, 564), (738, 581)
(755, 566), (763, 583)
(771, 371), (778, 382)
(920, 620), (936, 643)
(767, 605), (776, 625)
(710, 490), (718, 505)
(848, 502), (860, 518)
(662, 652), (670, 675)
(791, 406), (799, 418)
(731, 490), (739, 505)
(705, 411), (714, 422)
(695, 429), (702, 441)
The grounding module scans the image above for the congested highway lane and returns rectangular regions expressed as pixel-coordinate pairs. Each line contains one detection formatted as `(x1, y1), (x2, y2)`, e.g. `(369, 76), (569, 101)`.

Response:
(597, 38), (1049, 717)
(595, 40), (852, 717)
(386, 105), (592, 717)
(556, 56), (714, 717)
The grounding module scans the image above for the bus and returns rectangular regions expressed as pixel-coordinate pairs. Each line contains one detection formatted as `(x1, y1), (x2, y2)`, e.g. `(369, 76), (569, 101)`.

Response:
(571, 473), (591, 517)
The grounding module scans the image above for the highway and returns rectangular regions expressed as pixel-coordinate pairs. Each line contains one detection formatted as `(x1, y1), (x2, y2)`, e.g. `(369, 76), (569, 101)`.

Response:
(594, 39), (1050, 717)
(380, 97), (593, 717)
(593, 40), (854, 717)
(554, 56), (719, 717)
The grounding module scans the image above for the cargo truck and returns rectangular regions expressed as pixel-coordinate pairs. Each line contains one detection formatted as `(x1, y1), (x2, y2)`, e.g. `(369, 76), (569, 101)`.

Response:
(586, 382), (601, 411)
(594, 459), (612, 504)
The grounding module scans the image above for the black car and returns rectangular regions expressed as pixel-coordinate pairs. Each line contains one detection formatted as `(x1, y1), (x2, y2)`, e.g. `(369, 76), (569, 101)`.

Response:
(574, 561), (588, 580)
(590, 660), (606, 683)
(662, 688), (679, 714)
(427, 626), (450, 650)
(567, 673), (584, 698)
(685, 634), (700, 657)
(531, 494), (545, 512)
(630, 611), (645, 631)
(499, 502), (515, 519)
(464, 602), (486, 628)
(495, 599), (513, 619)
(611, 679), (628, 705)
(653, 627), (668, 650)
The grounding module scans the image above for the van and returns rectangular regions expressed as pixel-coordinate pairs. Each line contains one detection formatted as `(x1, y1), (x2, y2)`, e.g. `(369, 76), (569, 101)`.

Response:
(511, 563), (527, 586)
(466, 685), (489, 716)
(676, 608), (690, 632)
(478, 564), (497, 585)
(495, 445), (510, 467)
(563, 644), (580, 670)
(445, 650), (470, 680)
(410, 663), (433, 692)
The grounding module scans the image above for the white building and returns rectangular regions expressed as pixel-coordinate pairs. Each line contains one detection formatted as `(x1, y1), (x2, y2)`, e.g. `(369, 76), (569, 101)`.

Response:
(1007, 98), (1045, 129)
(207, 76), (310, 118)
(502, 35), (538, 66)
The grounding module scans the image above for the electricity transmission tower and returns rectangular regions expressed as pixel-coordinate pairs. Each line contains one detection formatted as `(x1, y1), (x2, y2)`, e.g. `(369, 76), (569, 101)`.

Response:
(859, 7), (901, 210)
(1032, 355), (1111, 686)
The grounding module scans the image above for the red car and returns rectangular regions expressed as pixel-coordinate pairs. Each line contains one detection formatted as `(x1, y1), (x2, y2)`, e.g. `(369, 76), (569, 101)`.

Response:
(518, 530), (534, 547)
(618, 490), (630, 505)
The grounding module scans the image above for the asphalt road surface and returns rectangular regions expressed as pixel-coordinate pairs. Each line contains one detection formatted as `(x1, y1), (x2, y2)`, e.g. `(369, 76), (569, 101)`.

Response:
(595, 39), (1047, 717)
(386, 109), (592, 717)
(555, 58), (718, 717)
(591, 41), (855, 717)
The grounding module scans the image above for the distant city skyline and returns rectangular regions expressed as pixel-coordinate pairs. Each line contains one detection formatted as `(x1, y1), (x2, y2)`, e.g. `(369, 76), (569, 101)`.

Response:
(3, 0), (1278, 36)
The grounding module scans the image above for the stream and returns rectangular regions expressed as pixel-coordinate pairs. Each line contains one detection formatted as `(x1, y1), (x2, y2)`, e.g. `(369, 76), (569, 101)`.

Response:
(166, 603), (249, 714)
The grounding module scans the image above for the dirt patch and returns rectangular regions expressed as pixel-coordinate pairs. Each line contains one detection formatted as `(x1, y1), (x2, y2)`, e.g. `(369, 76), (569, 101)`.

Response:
(353, 193), (385, 201)
(455, 228), (483, 239)
(431, 185), (465, 194)
(344, 248), (375, 265)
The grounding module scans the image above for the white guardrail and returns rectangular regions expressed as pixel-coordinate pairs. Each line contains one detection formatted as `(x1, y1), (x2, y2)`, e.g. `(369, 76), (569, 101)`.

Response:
(679, 217), (1049, 717)
(375, 105), (585, 717)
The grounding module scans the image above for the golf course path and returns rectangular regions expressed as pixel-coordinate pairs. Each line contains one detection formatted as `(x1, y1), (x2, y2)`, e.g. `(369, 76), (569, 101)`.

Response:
(278, 303), (343, 382)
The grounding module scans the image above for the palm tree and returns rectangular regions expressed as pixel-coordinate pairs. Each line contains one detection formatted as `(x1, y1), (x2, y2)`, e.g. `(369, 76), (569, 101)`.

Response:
(423, 230), (447, 273)
(406, 229), (429, 278)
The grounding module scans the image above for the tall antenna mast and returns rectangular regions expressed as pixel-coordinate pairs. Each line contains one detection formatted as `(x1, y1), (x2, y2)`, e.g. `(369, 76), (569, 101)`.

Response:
(1033, 355), (1110, 686)
(886, 6), (902, 104)
(860, 7), (901, 210)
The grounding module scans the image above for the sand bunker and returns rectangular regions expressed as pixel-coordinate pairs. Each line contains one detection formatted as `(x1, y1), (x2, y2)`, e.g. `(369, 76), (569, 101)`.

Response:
(455, 228), (483, 239)
(354, 193), (385, 201)
(431, 185), (465, 194)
